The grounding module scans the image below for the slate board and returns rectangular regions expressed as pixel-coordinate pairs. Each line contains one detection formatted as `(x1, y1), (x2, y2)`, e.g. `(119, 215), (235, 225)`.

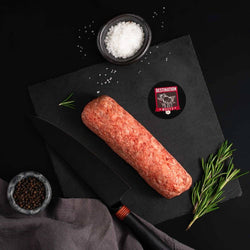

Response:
(29, 35), (242, 225)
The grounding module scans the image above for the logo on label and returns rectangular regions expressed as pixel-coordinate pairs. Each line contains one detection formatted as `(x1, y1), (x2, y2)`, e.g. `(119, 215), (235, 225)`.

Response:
(154, 86), (181, 112)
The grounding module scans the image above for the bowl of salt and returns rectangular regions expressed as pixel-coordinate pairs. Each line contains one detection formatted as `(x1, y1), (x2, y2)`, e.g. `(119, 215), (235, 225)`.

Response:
(97, 14), (152, 65)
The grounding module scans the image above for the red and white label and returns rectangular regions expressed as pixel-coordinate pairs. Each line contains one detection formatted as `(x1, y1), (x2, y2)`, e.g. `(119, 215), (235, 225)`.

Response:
(154, 86), (181, 112)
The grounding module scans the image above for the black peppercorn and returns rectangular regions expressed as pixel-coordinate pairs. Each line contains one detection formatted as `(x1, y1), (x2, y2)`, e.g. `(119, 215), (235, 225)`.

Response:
(13, 176), (46, 210)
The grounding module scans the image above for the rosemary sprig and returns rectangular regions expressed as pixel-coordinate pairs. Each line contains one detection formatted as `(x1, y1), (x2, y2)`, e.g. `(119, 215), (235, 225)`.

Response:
(187, 140), (248, 230)
(58, 93), (75, 109)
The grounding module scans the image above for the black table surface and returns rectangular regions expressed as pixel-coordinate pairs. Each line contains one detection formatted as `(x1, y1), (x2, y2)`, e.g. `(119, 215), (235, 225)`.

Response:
(1, 1), (250, 249)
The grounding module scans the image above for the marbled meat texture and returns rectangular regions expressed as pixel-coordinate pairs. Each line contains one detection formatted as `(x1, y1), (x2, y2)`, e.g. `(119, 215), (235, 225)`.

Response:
(81, 95), (192, 199)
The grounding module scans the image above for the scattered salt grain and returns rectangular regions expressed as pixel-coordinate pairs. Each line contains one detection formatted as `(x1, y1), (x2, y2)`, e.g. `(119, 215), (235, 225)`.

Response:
(104, 21), (144, 59)
(97, 90), (100, 94)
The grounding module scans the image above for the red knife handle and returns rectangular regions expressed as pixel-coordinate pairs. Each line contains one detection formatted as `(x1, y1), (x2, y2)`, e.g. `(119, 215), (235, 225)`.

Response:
(115, 205), (171, 250)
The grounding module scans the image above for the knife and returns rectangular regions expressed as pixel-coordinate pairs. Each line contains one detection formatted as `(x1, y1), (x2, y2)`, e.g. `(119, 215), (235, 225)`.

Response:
(32, 116), (171, 250)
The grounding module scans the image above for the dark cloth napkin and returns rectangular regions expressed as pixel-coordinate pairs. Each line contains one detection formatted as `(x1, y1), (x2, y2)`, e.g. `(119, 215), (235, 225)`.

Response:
(28, 35), (242, 225)
(0, 178), (193, 250)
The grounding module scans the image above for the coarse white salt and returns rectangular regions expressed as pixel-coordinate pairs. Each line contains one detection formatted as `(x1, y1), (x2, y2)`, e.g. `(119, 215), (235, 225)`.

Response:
(104, 21), (144, 59)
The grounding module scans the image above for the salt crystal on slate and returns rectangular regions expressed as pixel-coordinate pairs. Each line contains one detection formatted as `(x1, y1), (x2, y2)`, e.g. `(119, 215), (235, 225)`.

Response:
(97, 90), (100, 94)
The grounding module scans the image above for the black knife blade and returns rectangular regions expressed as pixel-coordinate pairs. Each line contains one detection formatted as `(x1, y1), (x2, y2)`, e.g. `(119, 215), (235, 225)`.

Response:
(32, 116), (130, 208)
(32, 116), (170, 250)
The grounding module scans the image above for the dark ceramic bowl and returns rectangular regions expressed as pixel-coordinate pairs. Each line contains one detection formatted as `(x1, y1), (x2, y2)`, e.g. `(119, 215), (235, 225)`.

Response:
(97, 14), (152, 65)
(7, 171), (52, 215)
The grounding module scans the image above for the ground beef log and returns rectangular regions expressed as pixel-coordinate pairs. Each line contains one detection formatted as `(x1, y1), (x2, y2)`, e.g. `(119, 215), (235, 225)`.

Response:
(81, 95), (192, 199)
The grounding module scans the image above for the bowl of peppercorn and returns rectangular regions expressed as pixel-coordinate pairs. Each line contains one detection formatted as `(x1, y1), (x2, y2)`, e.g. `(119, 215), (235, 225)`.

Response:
(7, 171), (52, 215)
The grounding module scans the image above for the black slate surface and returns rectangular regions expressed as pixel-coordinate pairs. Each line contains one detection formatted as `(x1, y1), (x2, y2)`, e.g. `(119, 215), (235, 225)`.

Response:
(29, 35), (242, 225)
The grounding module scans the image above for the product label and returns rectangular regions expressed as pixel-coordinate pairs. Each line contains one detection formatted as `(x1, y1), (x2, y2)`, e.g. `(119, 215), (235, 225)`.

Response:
(154, 86), (181, 112)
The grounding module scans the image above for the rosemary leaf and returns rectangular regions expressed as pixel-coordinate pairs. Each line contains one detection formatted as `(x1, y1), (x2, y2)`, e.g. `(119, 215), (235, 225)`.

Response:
(186, 141), (248, 230)
(58, 93), (76, 109)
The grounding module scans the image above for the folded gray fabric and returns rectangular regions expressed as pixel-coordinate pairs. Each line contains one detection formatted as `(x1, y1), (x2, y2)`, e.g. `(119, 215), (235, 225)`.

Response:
(0, 178), (193, 250)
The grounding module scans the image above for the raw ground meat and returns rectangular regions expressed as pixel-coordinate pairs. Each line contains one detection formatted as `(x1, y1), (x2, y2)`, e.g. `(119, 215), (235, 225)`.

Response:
(81, 95), (192, 199)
